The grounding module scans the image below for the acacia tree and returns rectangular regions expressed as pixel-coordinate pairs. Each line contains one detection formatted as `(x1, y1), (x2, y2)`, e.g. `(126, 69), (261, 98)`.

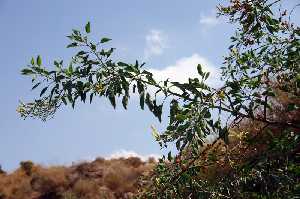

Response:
(18, 0), (299, 198)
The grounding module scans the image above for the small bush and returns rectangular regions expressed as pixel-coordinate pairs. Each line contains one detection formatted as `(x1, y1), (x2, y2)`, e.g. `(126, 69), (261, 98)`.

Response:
(31, 166), (68, 193)
(20, 161), (34, 176)
(73, 179), (98, 196)
(124, 157), (143, 168)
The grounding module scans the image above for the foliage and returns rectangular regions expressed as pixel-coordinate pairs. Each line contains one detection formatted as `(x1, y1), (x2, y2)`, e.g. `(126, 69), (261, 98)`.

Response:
(17, 0), (299, 198)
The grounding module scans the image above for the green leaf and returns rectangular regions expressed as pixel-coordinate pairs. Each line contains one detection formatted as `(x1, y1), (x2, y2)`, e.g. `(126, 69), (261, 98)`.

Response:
(40, 87), (48, 97)
(167, 151), (172, 161)
(72, 99), (76, 109)
(154, 104), (163, 122)
(137, 81), (144, 94)
(117, 62), (129, 67)
(62, 97), (67, 105)
(151, 126), (160, 141)
(145, 93), (153, 111)
(204, 110), (211, 118)
(140, 92), (145, 110)
(85, 22), (91, 33)
(176, 139), (181, 150)
(204, 72), (210, 80)
(89, 93), (94, 104)
(37, 55), (42, 67)
(31, 57), (35, 65)
(108, 95), (116, 109)
(67, 43), (78, 48)
(122, 95), (129, 109)
(170, 100), (179, 123)
(132, 84), (136, 93)
(80, 92), (86, 102)
(54, 60), (60, 68)
(32, 82), (41, 90)
(68, 63), (73, 74)
(197, 64), (203, 76)
(21, 68), (34, 75)
(100, 38), (111, 43)
(176, 114), (186, 122)
(76, 51), (86, 56)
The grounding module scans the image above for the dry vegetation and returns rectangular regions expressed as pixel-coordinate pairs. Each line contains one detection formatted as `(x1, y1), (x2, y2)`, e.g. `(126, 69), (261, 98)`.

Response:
(0, 157), (156, 199)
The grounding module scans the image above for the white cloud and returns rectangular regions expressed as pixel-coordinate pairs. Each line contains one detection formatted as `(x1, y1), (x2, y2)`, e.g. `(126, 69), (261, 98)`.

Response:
(148, 54), (221, 88)
(199, 11), (221, 27)
(144, 29), (167, 59)
(106, 149), (160, 161)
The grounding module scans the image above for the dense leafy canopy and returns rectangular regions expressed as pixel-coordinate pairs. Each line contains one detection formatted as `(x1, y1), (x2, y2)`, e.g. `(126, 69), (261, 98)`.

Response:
(18, 0), (299, 198)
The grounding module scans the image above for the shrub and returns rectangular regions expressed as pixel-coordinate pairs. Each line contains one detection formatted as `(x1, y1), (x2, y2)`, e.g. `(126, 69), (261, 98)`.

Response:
(124, 157), (144, 168)
(20, 161), (34, 176)
(73, 179), (101, 199)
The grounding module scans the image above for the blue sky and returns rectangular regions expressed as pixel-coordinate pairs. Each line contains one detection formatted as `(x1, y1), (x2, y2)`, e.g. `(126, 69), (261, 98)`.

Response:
(0, 0), (298, 171)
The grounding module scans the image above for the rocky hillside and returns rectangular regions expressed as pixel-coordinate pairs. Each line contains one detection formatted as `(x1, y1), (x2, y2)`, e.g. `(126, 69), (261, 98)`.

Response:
(0, 157), (156, 199)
